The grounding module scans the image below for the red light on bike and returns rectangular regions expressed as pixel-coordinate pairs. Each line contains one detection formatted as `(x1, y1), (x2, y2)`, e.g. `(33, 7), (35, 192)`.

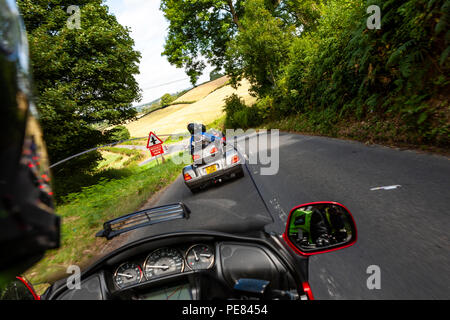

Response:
(302, 282), (314, 300)
(231, 155), (239, 164)
(193, 154), (200, 161)
(210, 147), (218, 154)
(184, 173), (192, 181)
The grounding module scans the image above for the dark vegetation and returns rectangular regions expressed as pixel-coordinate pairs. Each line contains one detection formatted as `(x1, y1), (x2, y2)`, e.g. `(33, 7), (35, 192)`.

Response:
(162, 0), (449, 150)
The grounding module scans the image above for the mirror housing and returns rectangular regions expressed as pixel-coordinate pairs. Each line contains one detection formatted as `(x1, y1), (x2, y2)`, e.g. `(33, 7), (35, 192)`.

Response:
(0, 277), (40, 300)
(283, 202), (357, 256)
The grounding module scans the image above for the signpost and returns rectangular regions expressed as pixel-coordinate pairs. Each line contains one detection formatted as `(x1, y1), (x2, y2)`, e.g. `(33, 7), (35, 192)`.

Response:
(146, 132), (165, 162)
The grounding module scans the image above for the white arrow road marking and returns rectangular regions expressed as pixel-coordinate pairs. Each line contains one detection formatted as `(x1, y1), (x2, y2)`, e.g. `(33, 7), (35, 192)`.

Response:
(370, 185), (402, 191)
(269, 198), (288, 223)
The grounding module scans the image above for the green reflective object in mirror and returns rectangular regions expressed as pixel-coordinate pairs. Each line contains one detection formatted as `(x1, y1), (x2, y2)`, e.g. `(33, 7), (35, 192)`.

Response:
(287, 203), (356, 255)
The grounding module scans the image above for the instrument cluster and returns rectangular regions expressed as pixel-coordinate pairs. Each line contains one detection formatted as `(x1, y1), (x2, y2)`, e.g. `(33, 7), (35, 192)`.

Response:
(112, 244), (215, 289)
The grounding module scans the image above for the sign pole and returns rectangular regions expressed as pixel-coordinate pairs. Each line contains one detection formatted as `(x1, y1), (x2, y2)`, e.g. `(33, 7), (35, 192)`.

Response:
(154, 131), (159, 165)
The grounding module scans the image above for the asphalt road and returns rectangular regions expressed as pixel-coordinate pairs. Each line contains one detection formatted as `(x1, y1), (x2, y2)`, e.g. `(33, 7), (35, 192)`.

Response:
(127, 132), (450, 299)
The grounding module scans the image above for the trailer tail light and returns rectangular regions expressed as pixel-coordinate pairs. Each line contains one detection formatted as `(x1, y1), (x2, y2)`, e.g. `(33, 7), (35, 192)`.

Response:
(231, 155), (240, 164)
(184, 173), (192, 181)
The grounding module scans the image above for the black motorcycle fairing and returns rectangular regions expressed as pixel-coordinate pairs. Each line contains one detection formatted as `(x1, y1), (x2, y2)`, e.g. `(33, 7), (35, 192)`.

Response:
(42, 231), (307, 300)
(217, 242), (292, 291)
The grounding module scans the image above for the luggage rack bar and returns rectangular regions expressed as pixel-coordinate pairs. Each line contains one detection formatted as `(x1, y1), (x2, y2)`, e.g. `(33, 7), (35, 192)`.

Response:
(96, 202), (190, 240)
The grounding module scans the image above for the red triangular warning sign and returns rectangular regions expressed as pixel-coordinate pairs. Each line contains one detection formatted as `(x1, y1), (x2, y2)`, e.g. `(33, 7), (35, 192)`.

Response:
(147, 132), (163, 148)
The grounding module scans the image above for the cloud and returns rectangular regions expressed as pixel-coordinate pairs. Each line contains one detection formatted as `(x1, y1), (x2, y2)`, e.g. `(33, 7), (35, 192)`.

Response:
(105, 0), (214, 105)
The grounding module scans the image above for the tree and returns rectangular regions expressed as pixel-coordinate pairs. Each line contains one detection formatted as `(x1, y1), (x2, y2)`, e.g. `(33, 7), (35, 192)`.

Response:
(272, 0), (324, 32)
(17, 0), (142, 171)
(160, 93), (176, 107)
(226, 0), (294, 96)
(160, 0), (245, 85)
(210, 68), (224, 81)
(160, 0), (322, 90)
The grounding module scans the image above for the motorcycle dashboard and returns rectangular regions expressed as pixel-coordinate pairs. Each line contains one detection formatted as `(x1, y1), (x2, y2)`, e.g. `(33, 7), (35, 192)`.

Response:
(108, 242), (216, 292)
(52, 233), (299, 300)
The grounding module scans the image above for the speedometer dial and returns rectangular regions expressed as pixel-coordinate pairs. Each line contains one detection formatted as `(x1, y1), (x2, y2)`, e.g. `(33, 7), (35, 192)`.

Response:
(186, 244), (214, 270)
(144, 248), (184, 280)
(114, 263), (143, 289)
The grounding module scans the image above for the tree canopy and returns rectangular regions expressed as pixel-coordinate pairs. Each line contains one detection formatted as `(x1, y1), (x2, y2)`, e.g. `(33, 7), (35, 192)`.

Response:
(219, 0), (449, 148)
(160, 0), (323, 93)
(160, 93), (176, 107)
(18, 0), (142, 172)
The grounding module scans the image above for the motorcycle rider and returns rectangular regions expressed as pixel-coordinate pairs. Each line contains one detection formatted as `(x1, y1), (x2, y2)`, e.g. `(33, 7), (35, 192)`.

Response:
(0, 1), (61, 290)
(289, 205), (347, 247)
(187, 123), (217, 158)
(324, 205), (348, 242)
(289, 207), (329, 247)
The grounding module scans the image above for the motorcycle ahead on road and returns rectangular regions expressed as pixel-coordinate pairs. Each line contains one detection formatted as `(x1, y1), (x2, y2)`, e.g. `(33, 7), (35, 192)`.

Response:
(4, 201), (357, 300)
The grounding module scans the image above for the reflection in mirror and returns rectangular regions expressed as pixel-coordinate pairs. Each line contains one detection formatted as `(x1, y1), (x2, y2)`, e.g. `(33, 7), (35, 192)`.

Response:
(286, 203), (356, 254)
(0, 278), (37, 300)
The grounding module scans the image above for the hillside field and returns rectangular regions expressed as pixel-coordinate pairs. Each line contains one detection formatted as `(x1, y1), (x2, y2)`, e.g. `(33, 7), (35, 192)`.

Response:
(125, 76), (256, 137)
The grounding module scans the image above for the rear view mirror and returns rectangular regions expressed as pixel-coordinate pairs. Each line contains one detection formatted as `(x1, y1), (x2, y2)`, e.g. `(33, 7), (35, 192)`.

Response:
(0, 277), (39, 300)
(283, 202), (357, 255)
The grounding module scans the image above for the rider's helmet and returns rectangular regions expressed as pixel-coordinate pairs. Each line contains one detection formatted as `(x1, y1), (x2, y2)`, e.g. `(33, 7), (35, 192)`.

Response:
(187, 123), (206, 135)
(0, 0), (60, 286)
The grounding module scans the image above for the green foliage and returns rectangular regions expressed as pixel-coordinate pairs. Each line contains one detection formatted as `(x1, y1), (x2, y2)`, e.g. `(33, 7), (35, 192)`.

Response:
(160, 0), (323, 86)
(18, 0), (142, 174)
(206, 115), (227, 131)
(217, 0), (449, 148)
(223, 93), (262, 128)
(53, 146), (145, 204)
(226, 0), (294, 96)
(253, 95), (276, 121)
(164, 135), (187, 144)
(274, 0), (324, 32)
(142, 102), (162, 115)
(26, 158), (186, 284)
(102, 147), (141, 157)
(210, 68), (224, 81)
(160, 0), (244, 84)
(160, 93), (176, 107)
(105, 126), (131, 143)
(270, 0), (448, 147)
(167, 100), (196, 106)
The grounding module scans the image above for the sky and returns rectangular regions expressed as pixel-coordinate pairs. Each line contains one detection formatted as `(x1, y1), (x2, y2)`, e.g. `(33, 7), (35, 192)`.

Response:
(105, 0), (214, 106)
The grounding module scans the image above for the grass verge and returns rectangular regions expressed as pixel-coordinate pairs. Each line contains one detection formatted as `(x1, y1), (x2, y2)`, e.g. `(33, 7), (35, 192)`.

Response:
(116, 138), (148, 146)
(262, 111), (450, 155)
(97, 151), (125, 170)
(206, 115), (226, 131)
(24, 157), (185, 288)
